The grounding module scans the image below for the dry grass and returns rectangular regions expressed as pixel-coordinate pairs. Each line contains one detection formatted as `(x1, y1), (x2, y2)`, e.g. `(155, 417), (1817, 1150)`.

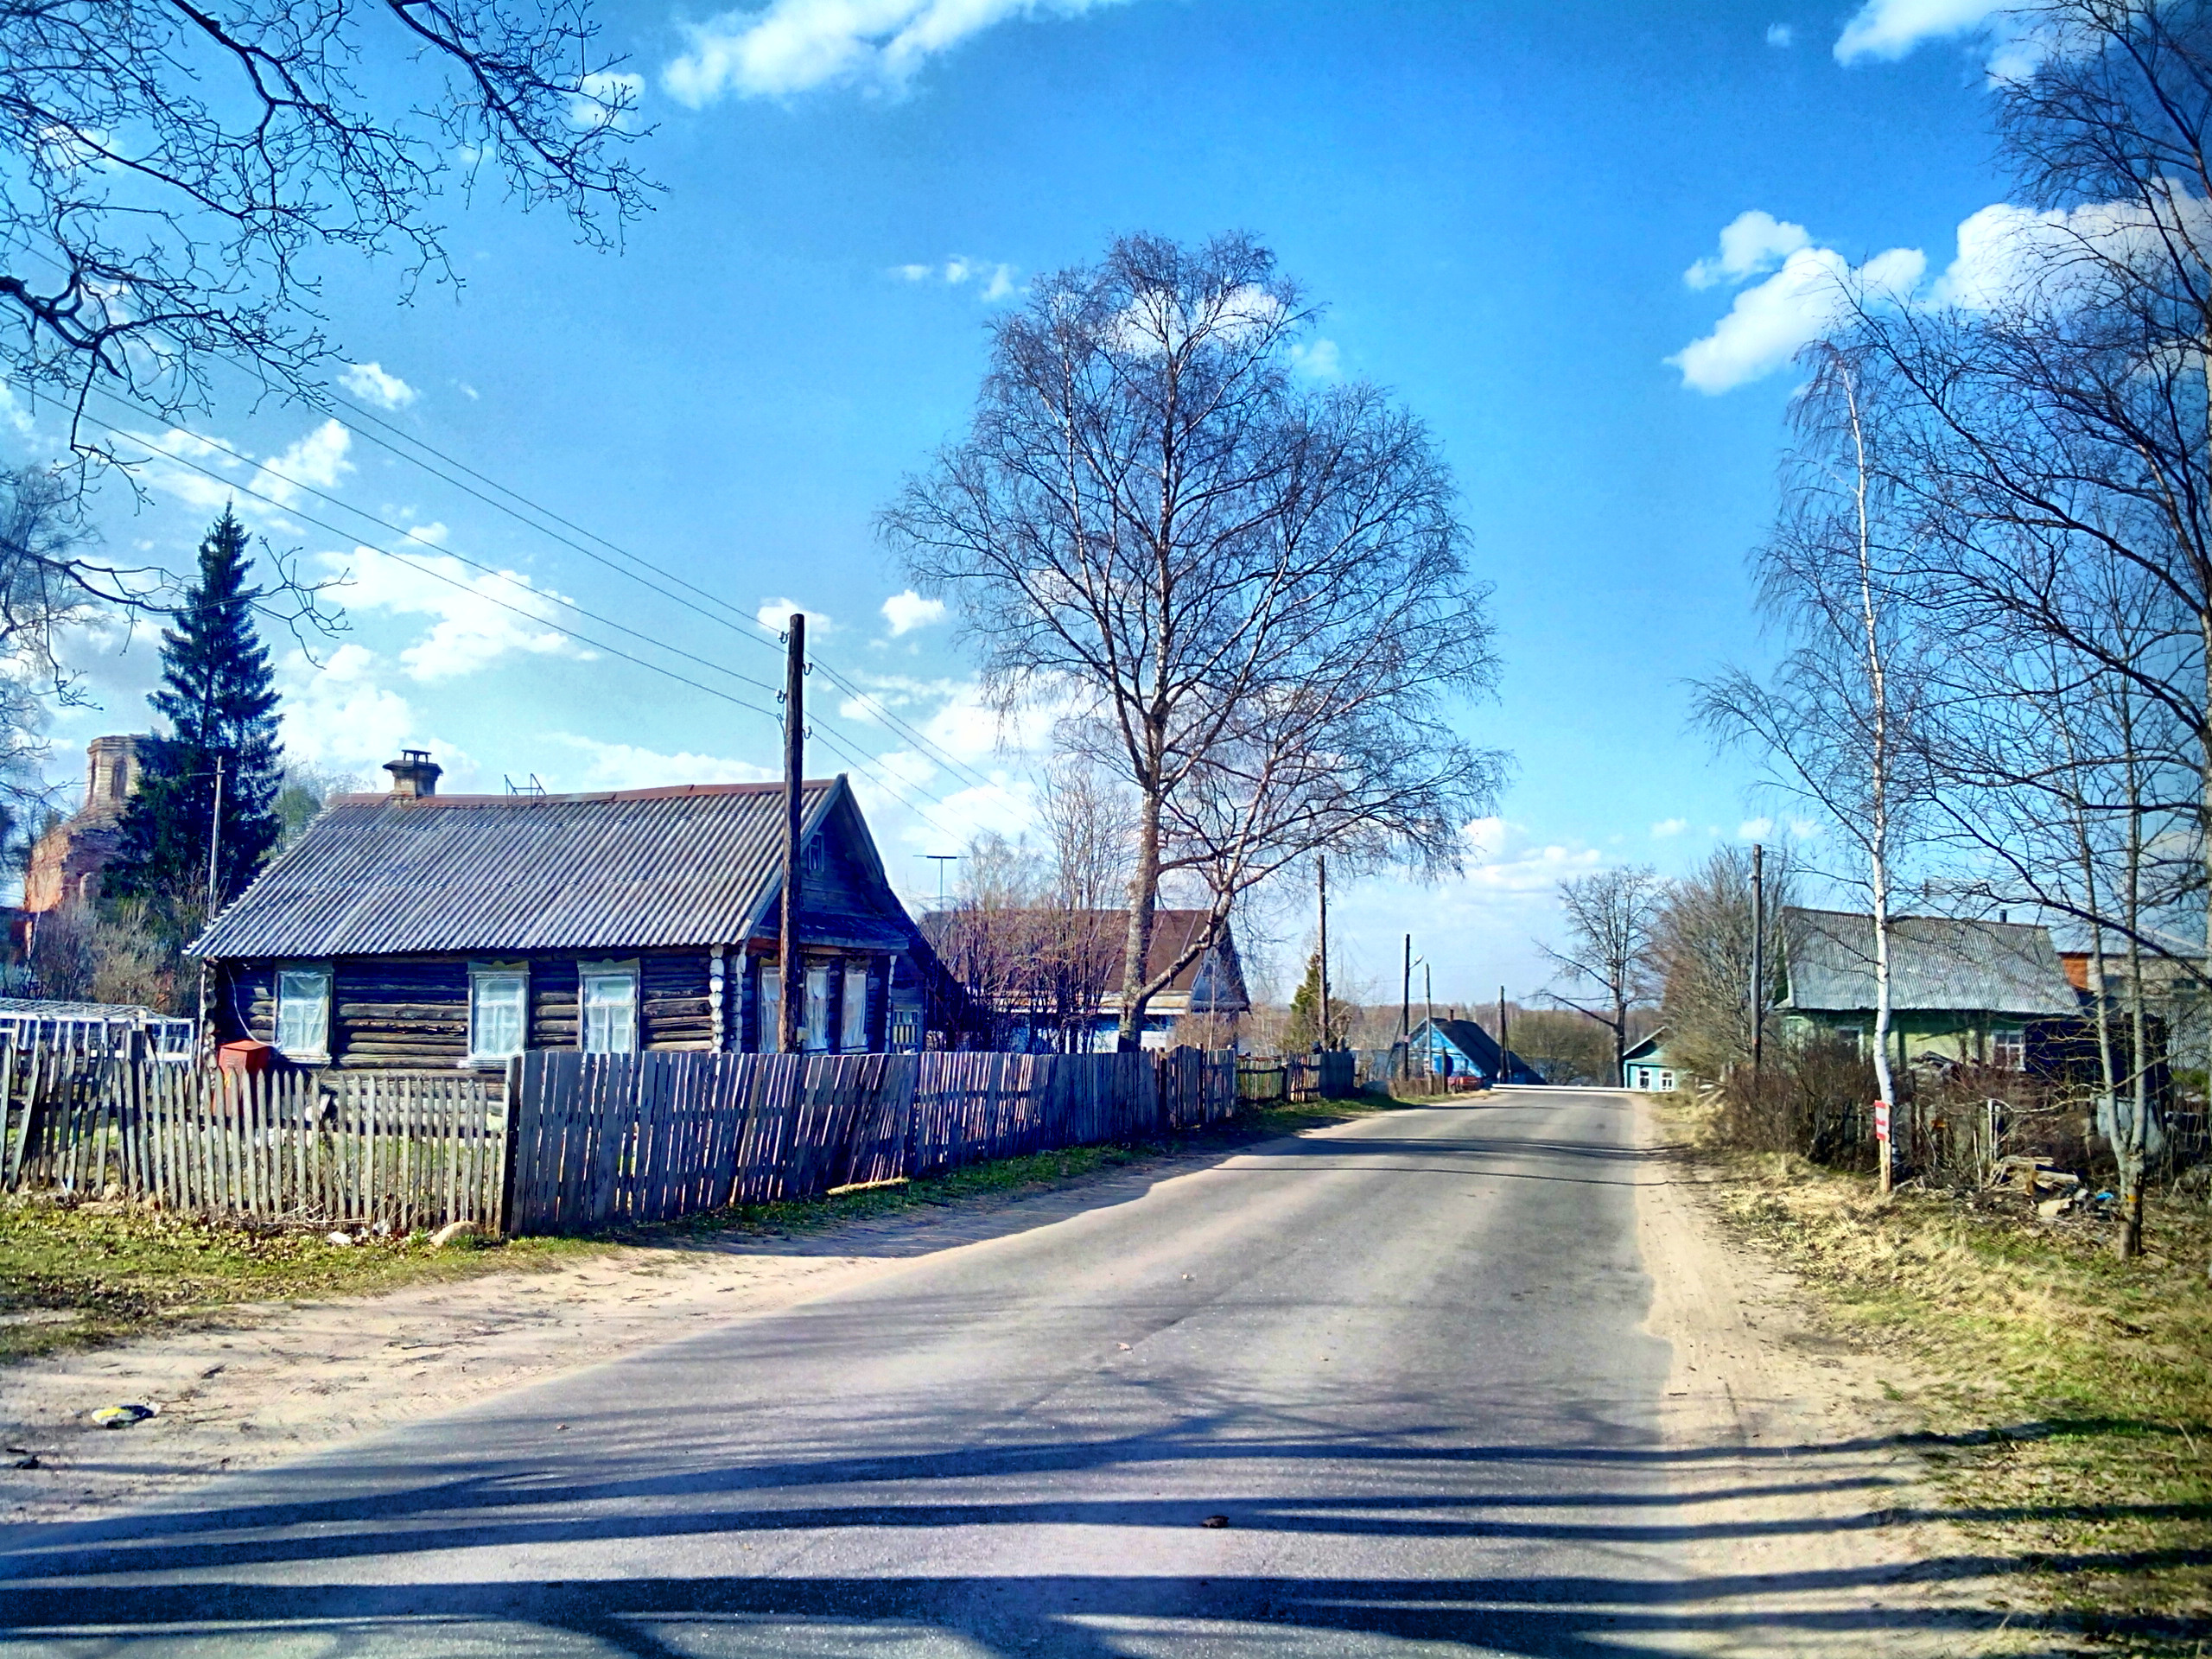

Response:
(0, 1193), (601, 1363)
(1687, 1122), (2212, 1650)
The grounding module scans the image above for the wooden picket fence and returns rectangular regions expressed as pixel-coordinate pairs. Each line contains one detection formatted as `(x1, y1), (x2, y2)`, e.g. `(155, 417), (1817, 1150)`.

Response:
(3, 1043), (1238, 1237)
(506, 1046), (1236, 1235)
(1, 1052), (505, 1230)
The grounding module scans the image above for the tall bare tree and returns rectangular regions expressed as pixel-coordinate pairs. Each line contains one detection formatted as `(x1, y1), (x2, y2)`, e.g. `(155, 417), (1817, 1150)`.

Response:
(885, 232), (1505, 1048)
(1540, 864), (1663, 1082)
(1697, 344), (1933, 1173)
(1650, 845), (1797, 1084)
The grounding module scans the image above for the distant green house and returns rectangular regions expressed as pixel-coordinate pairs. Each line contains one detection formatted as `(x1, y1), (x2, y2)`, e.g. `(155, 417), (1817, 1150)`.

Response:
(1777, 906), (2082, 1071)
(1620, 1028), (1680, 1091)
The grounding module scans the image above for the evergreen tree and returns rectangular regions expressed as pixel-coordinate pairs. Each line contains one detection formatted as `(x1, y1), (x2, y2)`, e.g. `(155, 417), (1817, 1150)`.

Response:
(1281, 950), (1354, 1052)
(106, 507), (283, 945)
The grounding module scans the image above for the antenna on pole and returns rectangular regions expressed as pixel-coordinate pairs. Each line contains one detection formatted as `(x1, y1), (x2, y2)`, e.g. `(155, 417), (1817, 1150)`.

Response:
(920, 853), (959, 910)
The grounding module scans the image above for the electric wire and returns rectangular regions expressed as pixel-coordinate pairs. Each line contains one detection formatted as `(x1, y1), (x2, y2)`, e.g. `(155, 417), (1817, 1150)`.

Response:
(63, 403), (786, 725)
(31, 361), (1004, 826)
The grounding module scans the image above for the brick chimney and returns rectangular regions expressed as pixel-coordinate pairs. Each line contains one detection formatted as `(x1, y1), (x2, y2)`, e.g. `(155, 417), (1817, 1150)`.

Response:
(383, 748), (442, 798)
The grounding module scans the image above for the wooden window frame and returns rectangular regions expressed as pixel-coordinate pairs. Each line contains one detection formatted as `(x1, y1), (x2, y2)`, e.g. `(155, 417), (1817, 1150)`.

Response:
(467, 963), (531, 1067)
(578, 960), (640, 1054)
(274, 964), (333, 1061)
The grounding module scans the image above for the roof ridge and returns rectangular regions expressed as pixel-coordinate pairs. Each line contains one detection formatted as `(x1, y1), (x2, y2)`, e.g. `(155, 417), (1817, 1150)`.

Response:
(325, 779), (836, 807)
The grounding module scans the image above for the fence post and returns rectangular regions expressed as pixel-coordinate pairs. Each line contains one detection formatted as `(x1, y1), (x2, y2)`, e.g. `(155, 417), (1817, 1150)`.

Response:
(498, 1054), (526, 1236)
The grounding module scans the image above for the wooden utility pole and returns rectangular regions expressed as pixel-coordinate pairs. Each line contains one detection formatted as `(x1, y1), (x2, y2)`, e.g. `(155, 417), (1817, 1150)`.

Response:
(1399, 933), (1412, 1078)
(1751, 842), (1766, 1077)
(1316, 856), (1331, 1051)
(779, 615), (806, 1055)
(195, 754), (226, 1050)
(1497, 986), (1510, 1082)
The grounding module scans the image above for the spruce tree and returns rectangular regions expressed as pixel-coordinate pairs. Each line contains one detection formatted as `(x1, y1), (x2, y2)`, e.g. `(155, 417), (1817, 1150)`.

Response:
(1281, 950), (1349, 1052)
(107, 506), (283, 944)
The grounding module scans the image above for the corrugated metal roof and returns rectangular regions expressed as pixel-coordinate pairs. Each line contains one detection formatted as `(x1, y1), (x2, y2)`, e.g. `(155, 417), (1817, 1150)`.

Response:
(1781, 906), (2081, 1017)
(191, 780), (847, 959)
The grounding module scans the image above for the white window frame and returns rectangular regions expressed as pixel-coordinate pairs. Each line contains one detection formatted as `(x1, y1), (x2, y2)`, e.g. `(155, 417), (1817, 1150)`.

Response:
(467, 965), (530, 1065)
(274, 966), (332, 1060)
(757, 959), (782, 1054)
(579, 963), (639, 1054)
(1991, 1027), (2025, 1071)
(804, 961), (831, 1052)
(841, 960), (870, 1052)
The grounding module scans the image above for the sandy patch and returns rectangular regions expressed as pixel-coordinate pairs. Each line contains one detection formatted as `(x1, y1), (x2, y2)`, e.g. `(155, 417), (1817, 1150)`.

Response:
(0, 1147), (1234, 1534)
(1632, 1093), (2030, 1656)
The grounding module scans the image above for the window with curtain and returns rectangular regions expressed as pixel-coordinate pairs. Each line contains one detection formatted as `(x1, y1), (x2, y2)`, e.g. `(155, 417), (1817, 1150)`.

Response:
(758, 962), (781, 1053)
(274, 967), (331, 1058)
(842, 961), (869, 1052)
(804, 962), (830, 1051)
(581, 967), (638, 1053)
(469, 969), (528, 1063)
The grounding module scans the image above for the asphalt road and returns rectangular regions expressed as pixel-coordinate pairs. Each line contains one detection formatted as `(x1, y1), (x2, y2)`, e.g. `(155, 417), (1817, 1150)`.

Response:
(0, 1090), (1941, 1657)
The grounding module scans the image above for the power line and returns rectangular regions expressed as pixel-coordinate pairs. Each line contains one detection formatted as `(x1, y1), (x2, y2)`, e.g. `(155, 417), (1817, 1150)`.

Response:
(316, 386), (1005, 795)
(63, 404), (786, 726)
(73, 390), (788, 709)
(43, 369), (1006, 824)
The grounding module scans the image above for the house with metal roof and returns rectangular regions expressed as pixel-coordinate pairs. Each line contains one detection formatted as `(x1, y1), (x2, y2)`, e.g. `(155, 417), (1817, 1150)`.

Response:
(1620, 1027), (1681, 1092)
(1777, 906), (2082, 1072)
(190, 750), (969, 1070)
(920, 907), (1250, 1052)
(1408, 1016), (1544, 1087)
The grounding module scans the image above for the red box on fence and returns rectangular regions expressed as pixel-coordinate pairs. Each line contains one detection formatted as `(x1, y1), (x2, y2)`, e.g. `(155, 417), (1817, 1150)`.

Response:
(218, 1039), (275, 1075)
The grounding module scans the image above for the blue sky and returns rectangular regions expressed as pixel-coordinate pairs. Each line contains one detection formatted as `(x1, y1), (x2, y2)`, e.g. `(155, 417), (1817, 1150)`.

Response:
(8, 0), (2046, 1003)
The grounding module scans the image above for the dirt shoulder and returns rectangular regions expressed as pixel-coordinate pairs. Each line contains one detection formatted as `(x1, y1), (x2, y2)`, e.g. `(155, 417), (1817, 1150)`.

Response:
(0, 1103), (1382, 1532)
(1638, 1091), (2212, 1656)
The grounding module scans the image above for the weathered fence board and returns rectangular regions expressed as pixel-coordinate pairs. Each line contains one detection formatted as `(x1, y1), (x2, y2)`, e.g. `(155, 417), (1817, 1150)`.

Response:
(0, 1049), (505, 1230)
(505, 1046), (1235, 1236)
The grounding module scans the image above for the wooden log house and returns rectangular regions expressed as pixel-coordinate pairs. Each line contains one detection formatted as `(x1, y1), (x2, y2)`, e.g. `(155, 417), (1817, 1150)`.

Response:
(191, 752), (969, 1070)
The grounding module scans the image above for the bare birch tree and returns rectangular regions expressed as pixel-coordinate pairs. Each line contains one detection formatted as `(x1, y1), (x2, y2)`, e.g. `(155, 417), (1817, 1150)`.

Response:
(1540, 865), (1663, 1081)
(885, 232), (1505, 1048)
(1697, 344), (1931, 1183)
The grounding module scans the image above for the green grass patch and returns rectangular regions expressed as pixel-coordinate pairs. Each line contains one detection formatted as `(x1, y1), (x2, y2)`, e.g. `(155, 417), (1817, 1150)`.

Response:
(1694, 1144), (2212, 1649)
(0, 1192), (601, 1363)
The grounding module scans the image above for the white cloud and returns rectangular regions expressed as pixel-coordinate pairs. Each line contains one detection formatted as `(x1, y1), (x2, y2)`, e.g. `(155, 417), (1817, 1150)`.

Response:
(338, 362), (416, 410)
(1684, 210), (1811, 289)
(758, 597), (834, 634)
(1290, 338), (1342, 378)
(321, 536), (584, 682)
(569, 70), (645, 130)
(664, 0), (1127, 103)
(880, 589), (947, 635)
(125, 426), (245, 512)
(276, 644), (444, 777)
(897, 256), (1021, 299)
(1670, 242), (1924, 393)
(545, 734), (777, 790)
(1651, 817), (1688, 838)
(1740, 817), (1776, 840)
(1766, 22), (1794, 47)
(1458, 817), (1605, 893)
(250, 418), (353, 506)
(1834, 0), (2004, 64)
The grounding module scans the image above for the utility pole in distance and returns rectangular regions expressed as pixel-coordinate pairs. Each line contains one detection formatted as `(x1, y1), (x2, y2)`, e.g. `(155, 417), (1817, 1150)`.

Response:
(1750, 842), (1766, 1078)
(779, 614), (806, 1055)
(196, 753), (226, 1051)
(1400, 933), (1412, 1079)
(1317, 856), (1331, 1052)
(1497, 986), (1511, 1084)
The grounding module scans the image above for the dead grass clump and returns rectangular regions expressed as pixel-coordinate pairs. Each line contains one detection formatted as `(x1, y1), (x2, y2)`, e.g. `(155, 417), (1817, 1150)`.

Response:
(1705, 1154), (2212, 1640)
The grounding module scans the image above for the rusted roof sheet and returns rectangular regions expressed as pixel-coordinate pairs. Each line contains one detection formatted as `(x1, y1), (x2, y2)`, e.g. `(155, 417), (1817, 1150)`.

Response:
(191, 780), (849, 959)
